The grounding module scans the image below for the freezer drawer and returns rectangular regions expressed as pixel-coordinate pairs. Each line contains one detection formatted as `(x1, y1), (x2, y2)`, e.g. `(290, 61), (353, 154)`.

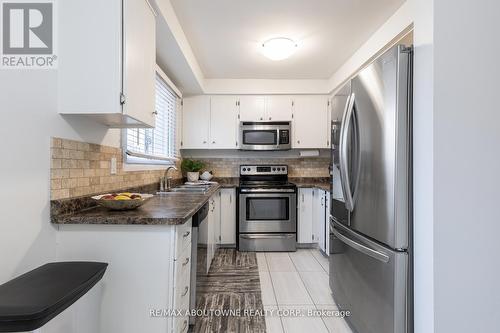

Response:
(329, 223), (408, 333)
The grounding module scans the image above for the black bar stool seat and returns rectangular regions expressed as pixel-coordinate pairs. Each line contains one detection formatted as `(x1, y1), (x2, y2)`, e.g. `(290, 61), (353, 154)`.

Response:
(0, 262), (108, 332)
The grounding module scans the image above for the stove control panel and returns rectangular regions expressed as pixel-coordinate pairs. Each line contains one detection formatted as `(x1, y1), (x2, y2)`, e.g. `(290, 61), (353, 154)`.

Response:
(240, 165), (288, 175)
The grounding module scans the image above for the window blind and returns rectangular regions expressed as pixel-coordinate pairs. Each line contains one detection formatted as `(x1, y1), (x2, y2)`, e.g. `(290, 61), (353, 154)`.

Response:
(125, 73), (179, 162)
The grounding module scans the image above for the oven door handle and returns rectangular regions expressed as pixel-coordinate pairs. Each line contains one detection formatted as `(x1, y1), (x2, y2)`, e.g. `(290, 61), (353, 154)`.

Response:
(239, 188), (296, 193)
(240, 234), (296, 240)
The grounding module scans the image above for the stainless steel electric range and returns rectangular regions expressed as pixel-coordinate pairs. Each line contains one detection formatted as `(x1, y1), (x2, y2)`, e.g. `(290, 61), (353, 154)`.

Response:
(237, 165), (297, 252)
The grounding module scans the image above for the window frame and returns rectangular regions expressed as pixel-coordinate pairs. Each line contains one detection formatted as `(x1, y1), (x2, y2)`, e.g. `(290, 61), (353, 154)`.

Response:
(122, 65), (182, 167)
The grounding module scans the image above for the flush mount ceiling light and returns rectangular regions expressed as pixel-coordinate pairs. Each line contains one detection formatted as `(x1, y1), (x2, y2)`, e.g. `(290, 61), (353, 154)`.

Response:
(261, 37), (298, 61)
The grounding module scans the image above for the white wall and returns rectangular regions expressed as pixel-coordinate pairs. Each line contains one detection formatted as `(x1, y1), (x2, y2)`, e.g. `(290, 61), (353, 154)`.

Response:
(203, 78), (330, 95)
(0, 70), (119, 283)
(327, 1), (413, 94)
(410, 0), (434, 332)
(433, 1), (500, 332)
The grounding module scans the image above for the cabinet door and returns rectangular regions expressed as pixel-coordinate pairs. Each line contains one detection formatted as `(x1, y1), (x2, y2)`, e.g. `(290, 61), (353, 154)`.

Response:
(210, 96), (239, 149)
(312, 189), (321, 244)
(292, 96), (329, 148)
(182, 96), (210, 149)
(313, 189), (327, 251)
(220, 189), (236, 245)
(239, 96), (266, 121)
(265, 96), (293, 121)
(207, 198), (215, 272)
(324, 191), (331, 256)
(123, 0), (156, 127)
(298, 188), (314, 243)
(213, 192), (221, 248)
(58, 0), (122, 115)
(327, 96), (334, 148)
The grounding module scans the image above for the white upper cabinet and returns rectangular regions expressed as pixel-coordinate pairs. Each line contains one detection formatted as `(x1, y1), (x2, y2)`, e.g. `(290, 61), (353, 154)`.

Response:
(123, 0), (156, 127)
(265, 95), (293, 121)
(182, 96), (210, 149)
(182, 94), (328, 150)
(210, 96), (239, 149)
(292, 95), (329, 148)
(58, 0), (156, 128)
(239, 96), (266, 121)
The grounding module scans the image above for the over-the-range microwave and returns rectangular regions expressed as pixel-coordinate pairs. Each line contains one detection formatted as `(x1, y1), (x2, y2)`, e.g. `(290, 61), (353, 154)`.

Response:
(239, 121), (291, 151)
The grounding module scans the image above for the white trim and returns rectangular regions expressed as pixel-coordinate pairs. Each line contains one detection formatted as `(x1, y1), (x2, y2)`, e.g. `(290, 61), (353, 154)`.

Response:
(126, 150), (179, 162)
(122, 163), (170, 172)
(156, 64), (182, 98)
(143, 0), (158, 17)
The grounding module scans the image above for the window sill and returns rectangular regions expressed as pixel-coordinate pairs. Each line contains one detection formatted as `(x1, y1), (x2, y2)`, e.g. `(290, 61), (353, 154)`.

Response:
(122, 163), (172, 172)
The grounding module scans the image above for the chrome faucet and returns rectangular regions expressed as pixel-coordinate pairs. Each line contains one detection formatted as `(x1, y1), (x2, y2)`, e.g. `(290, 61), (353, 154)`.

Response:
(160, 166), (178, 191)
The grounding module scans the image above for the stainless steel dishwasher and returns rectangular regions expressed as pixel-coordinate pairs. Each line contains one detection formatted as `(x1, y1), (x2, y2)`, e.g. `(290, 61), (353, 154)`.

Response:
(189, 202), (209, 327)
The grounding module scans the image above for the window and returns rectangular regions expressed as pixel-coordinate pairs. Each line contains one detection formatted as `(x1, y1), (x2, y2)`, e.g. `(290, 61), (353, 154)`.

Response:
(125, 72), (180, 164)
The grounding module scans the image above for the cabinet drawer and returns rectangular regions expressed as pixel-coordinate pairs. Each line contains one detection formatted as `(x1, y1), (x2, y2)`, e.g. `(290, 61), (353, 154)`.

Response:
(173, 315), (189, 333)
(175, 219), (192, 257)
(174, 246), (192, 296)
(173, 244), (191, 333)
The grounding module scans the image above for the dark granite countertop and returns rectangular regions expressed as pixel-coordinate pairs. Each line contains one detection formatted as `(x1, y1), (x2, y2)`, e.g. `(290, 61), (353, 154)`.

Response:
(50, 177), (329, 226)
(51, 184), (222, 226)
(212, 177), (239, 188)
(290, 177), (330, 191)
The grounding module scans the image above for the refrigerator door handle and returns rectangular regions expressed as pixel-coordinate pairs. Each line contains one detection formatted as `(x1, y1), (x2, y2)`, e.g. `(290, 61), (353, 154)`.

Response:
(332, 227), (390, 263)
(340, 93), (356, 211)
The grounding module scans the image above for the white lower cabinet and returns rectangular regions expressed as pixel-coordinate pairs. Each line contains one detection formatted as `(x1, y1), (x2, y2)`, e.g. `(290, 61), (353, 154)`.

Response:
(323, 191), (331, 255)
(298, 188), (329, 250)
(219, 189), (236, 246)
(312, 188), (325, 244)
(172, 222), (192, 333)
(55, 220), (193, 333)
(207, 190), (221, 271)
(298, 188), (314, 243)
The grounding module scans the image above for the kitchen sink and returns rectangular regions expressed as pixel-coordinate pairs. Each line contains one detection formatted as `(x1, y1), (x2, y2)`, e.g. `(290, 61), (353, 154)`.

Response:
(157, 185), (212, 195)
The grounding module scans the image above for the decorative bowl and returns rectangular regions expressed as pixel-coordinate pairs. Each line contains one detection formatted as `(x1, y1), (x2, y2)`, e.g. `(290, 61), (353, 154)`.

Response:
(200, 171), (213, 181)
(91, 193), (154, 211)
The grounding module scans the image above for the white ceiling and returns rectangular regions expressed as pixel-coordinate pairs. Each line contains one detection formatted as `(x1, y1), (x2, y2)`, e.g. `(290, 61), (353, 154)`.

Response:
(170, 0), (405, 80)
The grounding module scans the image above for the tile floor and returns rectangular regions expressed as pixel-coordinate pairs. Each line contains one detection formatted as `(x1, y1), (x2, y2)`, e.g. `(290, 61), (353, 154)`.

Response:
(258, 249), (353, 333)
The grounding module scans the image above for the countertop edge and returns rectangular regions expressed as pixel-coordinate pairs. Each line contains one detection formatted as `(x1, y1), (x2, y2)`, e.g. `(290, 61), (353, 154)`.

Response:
(51, 184), (224, 226)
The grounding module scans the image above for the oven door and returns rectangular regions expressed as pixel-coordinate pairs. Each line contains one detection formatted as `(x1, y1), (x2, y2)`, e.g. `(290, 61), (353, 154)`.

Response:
(239, 192), (296, 233)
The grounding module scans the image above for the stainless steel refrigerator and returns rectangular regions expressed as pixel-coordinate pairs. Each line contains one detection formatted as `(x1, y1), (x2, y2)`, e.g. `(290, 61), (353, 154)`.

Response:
(329, 44), (413, 333)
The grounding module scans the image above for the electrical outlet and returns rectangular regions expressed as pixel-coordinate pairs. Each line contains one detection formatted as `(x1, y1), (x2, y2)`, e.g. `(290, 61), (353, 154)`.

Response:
(110, 157), (117, 175)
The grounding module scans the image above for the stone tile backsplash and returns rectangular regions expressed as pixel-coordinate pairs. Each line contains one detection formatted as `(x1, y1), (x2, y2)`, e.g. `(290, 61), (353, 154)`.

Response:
(50, 137), (181, 200)
(195, 157), (330, 178)
(50, 137), (329, 200)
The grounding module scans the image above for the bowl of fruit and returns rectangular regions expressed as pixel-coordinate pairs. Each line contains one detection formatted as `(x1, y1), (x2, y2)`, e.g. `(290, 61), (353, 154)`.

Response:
(91, 192), (154, 210)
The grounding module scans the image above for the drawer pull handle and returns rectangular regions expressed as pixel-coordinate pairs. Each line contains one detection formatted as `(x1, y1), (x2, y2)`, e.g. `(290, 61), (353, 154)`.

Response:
(181, 286), (189, 297)
(182, 257), (190, 266)
(183, 231), (190, 238)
